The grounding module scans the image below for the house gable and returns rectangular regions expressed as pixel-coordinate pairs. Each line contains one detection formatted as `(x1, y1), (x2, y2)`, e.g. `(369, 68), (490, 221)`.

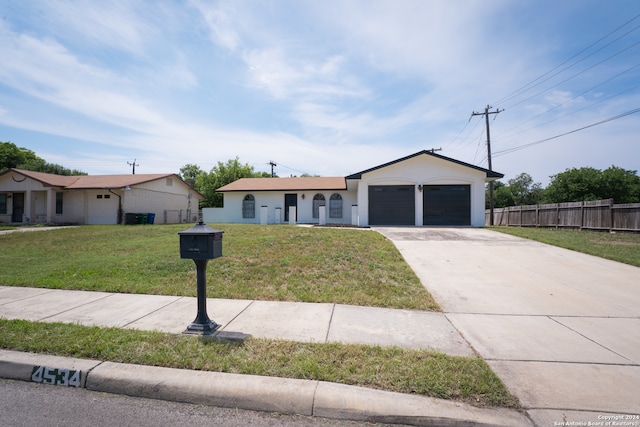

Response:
(345, 150), (503, 181)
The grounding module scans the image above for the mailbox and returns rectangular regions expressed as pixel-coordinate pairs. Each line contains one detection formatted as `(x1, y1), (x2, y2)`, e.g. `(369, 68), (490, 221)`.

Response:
(178, 222), (223, 260)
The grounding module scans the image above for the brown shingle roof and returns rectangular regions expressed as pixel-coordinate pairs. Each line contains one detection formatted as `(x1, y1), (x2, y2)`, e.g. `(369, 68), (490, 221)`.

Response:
(7, 169), (176, 189)
(217, 177), (347, 192)
(65, 174), (175, 189)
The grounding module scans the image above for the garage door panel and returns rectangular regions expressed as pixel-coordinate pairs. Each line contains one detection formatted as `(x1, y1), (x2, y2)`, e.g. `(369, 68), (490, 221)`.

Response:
(423, 185), (470, 226)
(369, 185), (415, 225)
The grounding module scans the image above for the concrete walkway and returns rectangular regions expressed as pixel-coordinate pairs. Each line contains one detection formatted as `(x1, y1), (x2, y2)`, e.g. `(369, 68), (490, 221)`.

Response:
(0, 286), (471, 355)
(0, 285), (530, 426)
(376, 227), (640, 427)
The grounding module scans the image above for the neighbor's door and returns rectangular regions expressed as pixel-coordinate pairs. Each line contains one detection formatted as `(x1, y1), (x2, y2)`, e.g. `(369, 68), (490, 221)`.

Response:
(12, 193), (24, 223)
(284, 193), (297, 222)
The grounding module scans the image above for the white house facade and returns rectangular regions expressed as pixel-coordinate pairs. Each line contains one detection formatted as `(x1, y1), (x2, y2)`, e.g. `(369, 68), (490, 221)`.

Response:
(204, 150), (503, 227)
(0, 169), (203, 225)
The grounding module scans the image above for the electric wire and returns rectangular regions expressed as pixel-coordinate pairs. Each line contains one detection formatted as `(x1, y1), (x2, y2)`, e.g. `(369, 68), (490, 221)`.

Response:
(493, 13), (640, 107)
(497, 62), (640, 139)
(493, 107), (640, 158)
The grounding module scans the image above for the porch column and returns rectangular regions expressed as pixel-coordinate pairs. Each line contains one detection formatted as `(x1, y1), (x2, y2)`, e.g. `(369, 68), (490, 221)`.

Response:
(46, 189), (56, 224)
(24, 190), (32, 223)
(319, 206), (326, 225)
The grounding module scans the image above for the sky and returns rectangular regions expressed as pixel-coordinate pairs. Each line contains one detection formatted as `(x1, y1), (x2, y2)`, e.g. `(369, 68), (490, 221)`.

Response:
(1, 0), (639, 186)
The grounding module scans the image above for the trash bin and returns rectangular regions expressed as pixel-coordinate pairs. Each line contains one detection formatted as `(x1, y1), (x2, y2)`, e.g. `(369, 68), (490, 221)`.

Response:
(140, 214), (148, 225)
(125, 213), (136, 225)
(147, 213), (155, 224)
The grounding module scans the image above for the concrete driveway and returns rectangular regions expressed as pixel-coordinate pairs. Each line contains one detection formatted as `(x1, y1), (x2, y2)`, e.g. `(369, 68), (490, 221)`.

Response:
(376, 227), (640, 427)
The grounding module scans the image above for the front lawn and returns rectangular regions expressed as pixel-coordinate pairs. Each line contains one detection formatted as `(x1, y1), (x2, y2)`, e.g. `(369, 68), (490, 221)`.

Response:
(0, 224), (438, 310)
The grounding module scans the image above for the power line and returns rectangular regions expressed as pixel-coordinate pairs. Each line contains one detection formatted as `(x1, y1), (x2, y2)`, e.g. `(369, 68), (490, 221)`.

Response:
(497, 62), (640, 139)
(493, 106), (640, 158)
(503, 38), (640, 111)
(268, 160), (277, 177)
(127, 159), (139, 174)
(470, 106), (503, 225)
(493, 12), (640, 107)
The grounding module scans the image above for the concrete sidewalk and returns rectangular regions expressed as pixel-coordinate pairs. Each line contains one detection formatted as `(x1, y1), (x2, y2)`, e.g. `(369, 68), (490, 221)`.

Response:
(377, 227), (640, 427)
(0, 286), (471, 355)
(0, 285), (531, 426)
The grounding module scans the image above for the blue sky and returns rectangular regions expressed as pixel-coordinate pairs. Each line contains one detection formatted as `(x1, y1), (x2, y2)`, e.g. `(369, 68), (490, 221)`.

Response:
(1, 1), (638, 185)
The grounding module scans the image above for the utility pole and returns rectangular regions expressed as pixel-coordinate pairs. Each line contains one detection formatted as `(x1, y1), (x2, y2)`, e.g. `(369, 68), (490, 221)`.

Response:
(471, 105), (503, 225)
(127, 159), (139, 174)
(428, 147), (442, 153)
(268, 161), (277, 177)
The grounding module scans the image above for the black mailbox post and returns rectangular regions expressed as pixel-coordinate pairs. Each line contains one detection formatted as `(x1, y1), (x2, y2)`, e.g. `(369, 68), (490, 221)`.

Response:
(178, 221), (224, 335)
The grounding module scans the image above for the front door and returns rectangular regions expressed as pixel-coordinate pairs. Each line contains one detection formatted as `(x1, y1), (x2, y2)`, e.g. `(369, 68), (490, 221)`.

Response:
(284, 194), (297, 222)
(12, 193), (24, 222)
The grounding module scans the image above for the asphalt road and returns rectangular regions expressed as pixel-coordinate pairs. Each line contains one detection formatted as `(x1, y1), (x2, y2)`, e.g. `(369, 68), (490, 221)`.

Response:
(0, 379), (408, 427)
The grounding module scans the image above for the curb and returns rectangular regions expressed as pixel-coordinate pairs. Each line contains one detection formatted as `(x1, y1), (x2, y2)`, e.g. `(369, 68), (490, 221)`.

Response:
(0, 349), (532, 427)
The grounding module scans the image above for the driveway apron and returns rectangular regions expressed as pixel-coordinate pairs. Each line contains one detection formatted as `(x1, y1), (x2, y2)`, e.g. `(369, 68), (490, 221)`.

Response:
(377, 227), (640, 426)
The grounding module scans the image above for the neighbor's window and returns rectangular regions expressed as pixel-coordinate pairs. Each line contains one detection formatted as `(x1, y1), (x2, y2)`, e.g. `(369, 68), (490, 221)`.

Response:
(0, 194), (7, 214)
(329, 193), (342, 218)
(55, 192), (63, 215)
(242, 194), (255, 218)
(312, 194), (325, 218)
(166, 178), (173, 186)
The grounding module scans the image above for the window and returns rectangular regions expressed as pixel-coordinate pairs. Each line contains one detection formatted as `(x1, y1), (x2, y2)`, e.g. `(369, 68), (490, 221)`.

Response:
(166, 178), (173, 186)
(0, 194), (6, 215)
(55, 192), (63, 215)
(312, 194), (325, 218)
(329, 194), (342, 218)
(242, 194), (255, 218)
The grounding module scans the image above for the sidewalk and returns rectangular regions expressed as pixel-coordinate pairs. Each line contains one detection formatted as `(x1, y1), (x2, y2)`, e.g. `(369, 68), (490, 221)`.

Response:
(0, 285), (530, 427)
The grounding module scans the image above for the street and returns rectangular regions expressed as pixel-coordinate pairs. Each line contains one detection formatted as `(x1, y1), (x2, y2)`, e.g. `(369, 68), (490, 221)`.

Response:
(0, 379), (406, 427)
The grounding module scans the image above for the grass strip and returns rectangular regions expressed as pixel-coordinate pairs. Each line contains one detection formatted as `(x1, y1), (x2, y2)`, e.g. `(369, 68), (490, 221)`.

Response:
(489, 226), (640, 267)
(0, 318), (517, 408)
(0, 224), (438, 310)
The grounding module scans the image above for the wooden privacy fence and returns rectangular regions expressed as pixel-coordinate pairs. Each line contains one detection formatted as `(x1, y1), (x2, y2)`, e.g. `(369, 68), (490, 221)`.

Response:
(486, 199), (640, 232)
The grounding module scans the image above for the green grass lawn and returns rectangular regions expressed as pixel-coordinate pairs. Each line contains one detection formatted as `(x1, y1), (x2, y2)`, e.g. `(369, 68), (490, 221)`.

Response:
(0, 224), (521, 408)
(0, 318), (517, 408)
(489, 226), (640, 267)
(0, 224), (438, 310)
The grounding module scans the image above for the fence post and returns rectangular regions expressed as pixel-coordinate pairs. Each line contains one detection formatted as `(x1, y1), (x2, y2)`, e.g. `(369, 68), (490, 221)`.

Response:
(580, 201), (584, 230)
(609, 198), (614, 232)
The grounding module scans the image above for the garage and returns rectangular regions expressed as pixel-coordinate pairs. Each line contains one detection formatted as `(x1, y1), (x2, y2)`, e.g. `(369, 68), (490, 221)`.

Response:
(423, 185), (470, 226)
(368, 185), (415, 225)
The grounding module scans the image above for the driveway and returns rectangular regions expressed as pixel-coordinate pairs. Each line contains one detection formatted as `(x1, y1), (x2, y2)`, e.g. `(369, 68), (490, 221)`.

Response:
(376, 227), (640, 427)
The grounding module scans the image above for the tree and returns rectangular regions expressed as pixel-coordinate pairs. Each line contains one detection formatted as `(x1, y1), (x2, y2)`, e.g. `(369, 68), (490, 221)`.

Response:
(1, 142), (40, 171)
(487, 173), (543, 208)
(508, 173), (544, 206)
(544, 166), (640, 203)
(1, 141), (86, 175)
(601, 166), (640, 203)
(187, 158), (261, 207)
(179, 163), (205, 187)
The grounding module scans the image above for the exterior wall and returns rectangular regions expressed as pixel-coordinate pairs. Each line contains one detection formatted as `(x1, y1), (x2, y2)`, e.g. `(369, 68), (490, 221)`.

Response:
(0, 173), (202, 225)
(203, 190), (357, 225)
(122, 177), (200, 224)
(0, 175), (58, 224)
(354, 154), (488, 227)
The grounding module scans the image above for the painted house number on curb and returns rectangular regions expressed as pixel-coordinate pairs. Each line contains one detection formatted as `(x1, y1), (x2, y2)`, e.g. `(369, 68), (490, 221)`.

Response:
(31, 366), (81, 387)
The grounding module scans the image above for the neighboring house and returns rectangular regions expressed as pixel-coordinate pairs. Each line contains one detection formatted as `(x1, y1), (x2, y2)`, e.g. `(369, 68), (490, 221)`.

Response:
(0, 169), (203, 225)
(204, 150), (503, 227)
